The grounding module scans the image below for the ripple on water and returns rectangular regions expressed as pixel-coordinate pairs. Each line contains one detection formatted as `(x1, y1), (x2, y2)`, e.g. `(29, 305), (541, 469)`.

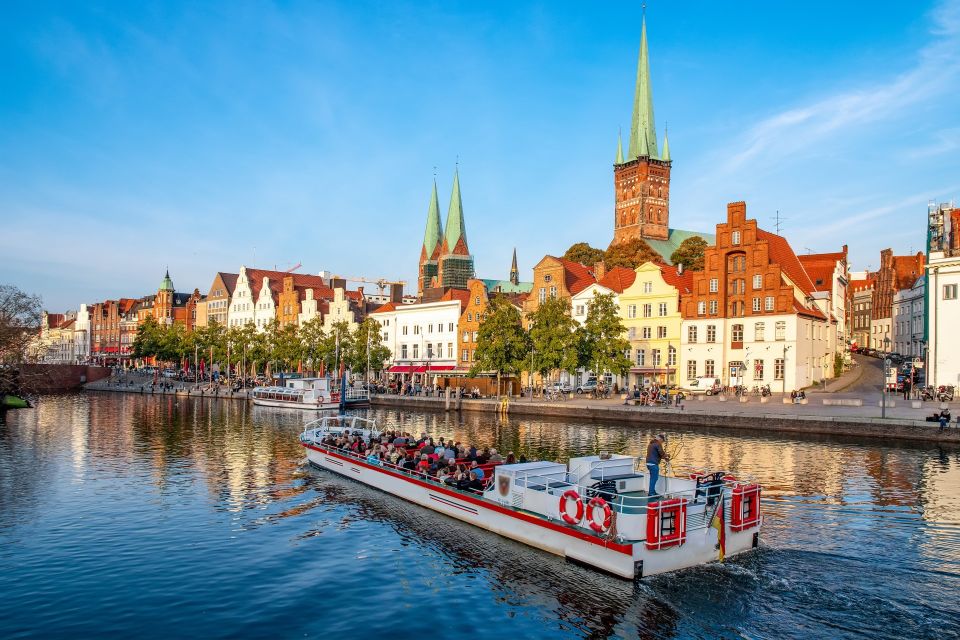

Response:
(0, 395), (959, 639)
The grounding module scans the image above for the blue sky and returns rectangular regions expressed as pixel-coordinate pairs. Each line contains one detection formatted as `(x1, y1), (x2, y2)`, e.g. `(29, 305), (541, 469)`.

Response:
(3, 1), (959, 310)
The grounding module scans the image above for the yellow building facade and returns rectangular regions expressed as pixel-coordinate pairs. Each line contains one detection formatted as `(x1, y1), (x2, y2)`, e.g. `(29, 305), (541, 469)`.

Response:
(618, 261), (692, 388)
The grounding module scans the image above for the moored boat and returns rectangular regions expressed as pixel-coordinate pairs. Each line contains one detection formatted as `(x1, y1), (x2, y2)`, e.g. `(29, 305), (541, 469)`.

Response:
(300, 418), (763, 579)
(251, 377), (339, 410)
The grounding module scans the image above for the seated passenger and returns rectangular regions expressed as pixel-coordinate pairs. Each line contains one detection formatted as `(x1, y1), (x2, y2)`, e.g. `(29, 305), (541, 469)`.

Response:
(443, 445), (457, 460)
(505, 452), (516, 465)
(476, 448), (490, 465)
(488, 448), (503, 463)
(417, 454), (431, 474)
(468, 462), (485, 490)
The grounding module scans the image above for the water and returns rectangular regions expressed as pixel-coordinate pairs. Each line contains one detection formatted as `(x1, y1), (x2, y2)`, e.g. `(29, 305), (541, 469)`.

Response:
(1, 394), (959, 639)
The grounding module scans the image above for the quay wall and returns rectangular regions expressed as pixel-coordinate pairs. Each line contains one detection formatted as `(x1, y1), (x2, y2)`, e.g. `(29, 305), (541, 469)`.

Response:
(370, 395), (960, 445)
(20, 364), (112, 392)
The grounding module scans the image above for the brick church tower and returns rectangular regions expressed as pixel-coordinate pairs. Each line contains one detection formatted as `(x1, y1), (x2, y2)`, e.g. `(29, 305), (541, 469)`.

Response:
(612, 15), (671, 245)
(417, 180), (443, 297)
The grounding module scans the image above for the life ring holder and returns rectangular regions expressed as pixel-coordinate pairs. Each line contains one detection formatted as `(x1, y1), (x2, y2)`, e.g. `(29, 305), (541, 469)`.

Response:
(587, 496), (613, 533)
(558, 489), (584, 525)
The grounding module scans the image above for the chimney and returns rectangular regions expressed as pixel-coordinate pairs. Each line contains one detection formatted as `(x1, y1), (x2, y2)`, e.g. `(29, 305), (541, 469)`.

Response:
(389, 283), (403, 303)
(677, 263), (684, 275)
(594, 261), (607, 280)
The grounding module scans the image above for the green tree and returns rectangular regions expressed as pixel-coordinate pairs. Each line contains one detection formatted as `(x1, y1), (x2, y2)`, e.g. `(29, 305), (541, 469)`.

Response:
(471, 295), (530, 398)
(581, 291), (632, 380)
(669, 235), (708, 271)
(132, 316), (163, 360)
(272, 322), (303, 372)
(299, 316), (326, 374)
(563, 242), (605, 267)
(322, 321), (352, 375)
(348, 317), (391, 379)
(527, 296), (580, 381)
(604, 237), (661, 270)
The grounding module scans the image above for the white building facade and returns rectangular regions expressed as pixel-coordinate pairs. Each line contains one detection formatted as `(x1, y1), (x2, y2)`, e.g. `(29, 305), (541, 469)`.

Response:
(893, 276), (924, 359)
(371, 300), (461, 380)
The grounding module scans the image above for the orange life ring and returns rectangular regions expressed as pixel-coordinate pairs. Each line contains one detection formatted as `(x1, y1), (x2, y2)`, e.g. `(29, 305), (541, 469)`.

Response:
(587, 496), (613, 533)
(558, 489), (584, 525)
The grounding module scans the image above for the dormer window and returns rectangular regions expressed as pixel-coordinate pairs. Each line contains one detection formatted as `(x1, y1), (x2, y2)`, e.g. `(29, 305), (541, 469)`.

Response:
(544, 274), (553, 283)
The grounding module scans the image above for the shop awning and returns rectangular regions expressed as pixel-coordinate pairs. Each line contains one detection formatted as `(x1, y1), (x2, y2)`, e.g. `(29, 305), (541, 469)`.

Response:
(387, 364), (460, 374)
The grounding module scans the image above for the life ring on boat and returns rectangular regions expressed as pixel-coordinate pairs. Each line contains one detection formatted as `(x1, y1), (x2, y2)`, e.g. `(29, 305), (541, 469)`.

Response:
(587, 496), (612, 533)
(558, 489), (584, 525)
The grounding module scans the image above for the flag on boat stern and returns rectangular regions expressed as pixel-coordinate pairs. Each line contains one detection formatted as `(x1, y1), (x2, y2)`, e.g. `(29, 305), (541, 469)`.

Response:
(711, 496), (726, 561)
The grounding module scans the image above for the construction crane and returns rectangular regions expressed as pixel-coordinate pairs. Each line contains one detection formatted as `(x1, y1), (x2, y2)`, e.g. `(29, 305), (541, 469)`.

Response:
(331, 275), (407, 296)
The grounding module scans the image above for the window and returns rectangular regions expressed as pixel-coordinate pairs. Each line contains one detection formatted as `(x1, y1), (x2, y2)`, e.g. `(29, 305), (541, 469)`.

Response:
(414, 325), (420, 335)
(539, 288), (546, 303)
(467, 313), (473, 322)
(401, 345), (408, 359)
(544, 274), (552, 282)
(697, 301), (706, 315)
(627, 304), (637, 318)
(462, 349), (468, 361)
(775, 321), (786, 341)
(688, 325), (698, 343)
(732, 324), (743, 342)
(549, 286), (557, 299)
(576, 305), (586, 316)
(463, 331), (469, 342)
(755, 322), (765, 342)
(945, 284), (958, 300)
(448, 343), (453, 358)
(659, 302), (668, 317)
(412, 344), (419, 358)
(426, 345), (434, 359)
(706, 325), (716, 343)
(448, 323), (454, 332)
(643, 304), (652, 317)
(709, 278), (718, 293)
(687, 360), (697, 379)
(475, 297), (481, 305)
(642, 327), (652, 339)
(753, 274), (762, 289)
(752, 297), (760, 312)
(402, 325), (409, 336)
(643, 281), (653, 293)
(705, 359), (715, 377)
(652, 349), (662, 366)
(709, 300), (718, 315)
(732, 230), (741, 245)
(667, 345), (676, 366)
(657, 326), (667, 339)
(774, 358), (785, 380)
(472, 331), (477, 342)
(382, 331), (389, 342)
(754, 359), (764, 380)
(628, 327), (636, 339)
(636, 349), (645, 365)
(765, 296), (774, 311)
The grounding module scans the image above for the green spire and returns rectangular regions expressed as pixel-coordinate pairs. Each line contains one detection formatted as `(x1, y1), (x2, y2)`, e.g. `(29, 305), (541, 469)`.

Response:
(662, 126), (670, 162)
(422, 179), (443, 257)
(627, 15), (658, 160)
(616, 131), (624, 164)
(159, 269), (174, 291)
(444, 168), (467, 253)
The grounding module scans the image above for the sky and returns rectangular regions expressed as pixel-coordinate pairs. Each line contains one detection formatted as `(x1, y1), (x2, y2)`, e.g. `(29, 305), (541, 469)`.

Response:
(2, 0), (959, 310)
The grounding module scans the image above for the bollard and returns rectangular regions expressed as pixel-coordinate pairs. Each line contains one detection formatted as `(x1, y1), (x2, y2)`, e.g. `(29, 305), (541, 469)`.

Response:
(445, 388), (451, 411)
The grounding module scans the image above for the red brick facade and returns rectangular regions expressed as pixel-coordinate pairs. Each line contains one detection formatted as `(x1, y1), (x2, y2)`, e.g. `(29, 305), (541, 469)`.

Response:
(612, 157), (670, 244)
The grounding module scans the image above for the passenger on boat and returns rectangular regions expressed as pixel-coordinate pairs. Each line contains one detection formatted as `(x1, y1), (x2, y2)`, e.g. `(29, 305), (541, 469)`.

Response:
(645, 433), (670, 498)
(417, 454), (431, 474)
(488, 449), (503, 463)
(506, 452), (516, 464)
(443, 444), (457, 460)
(476, 448), (490, 464)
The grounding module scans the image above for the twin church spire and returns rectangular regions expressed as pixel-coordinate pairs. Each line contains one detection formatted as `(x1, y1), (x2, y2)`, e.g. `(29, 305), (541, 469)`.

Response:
(418, 167), (475, 297)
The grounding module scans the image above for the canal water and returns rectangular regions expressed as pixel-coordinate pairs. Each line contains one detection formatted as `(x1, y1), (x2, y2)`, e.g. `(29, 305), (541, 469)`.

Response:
(1, 394), (959, 639)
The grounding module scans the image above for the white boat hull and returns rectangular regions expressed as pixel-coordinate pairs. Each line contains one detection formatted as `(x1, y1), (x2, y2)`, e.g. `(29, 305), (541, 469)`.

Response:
(302, 443), (760, 578)
(253, 398), (338, 410)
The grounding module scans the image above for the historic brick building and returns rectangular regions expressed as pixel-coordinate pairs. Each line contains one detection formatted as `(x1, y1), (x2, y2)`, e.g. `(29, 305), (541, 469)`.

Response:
(522, 256), (599, 318)
(680, 202), (834, 391)
(418, 169), (475, 298)
(869, 248), (925, 349)
(612, 15), (670, 245)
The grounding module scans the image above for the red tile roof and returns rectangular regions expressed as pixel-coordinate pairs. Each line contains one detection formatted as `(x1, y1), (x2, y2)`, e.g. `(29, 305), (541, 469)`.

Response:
(597, 266), (637, 293)
(244, 269), (338, 303)
(371, 302), (398, 313)
(798, 251), (846, 292)
(441, 288), (470, 310)
(756, 229), (817, 296)
(658, 264), (694, 294)
(555, 257), (597, 295)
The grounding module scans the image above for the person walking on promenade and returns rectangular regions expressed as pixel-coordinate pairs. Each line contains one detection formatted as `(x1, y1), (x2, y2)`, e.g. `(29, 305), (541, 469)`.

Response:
(645, 433), (670, 498)
(902, 379), (911, 401)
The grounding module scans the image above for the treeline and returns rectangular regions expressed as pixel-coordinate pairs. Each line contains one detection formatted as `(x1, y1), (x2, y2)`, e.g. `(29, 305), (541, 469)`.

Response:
(132, 316), (391, 376)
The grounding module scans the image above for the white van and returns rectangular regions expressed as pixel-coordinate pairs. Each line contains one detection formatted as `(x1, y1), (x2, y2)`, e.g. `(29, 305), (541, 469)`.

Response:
(684, 377), (722, 395)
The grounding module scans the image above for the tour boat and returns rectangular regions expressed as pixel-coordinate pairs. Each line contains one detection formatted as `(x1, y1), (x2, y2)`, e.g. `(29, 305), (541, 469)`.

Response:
(300, 417), (763, 579)
(251, 377), (339, 410)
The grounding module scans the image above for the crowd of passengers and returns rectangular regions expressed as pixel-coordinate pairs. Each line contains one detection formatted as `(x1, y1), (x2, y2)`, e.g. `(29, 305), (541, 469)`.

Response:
(321, 430), (527, 492)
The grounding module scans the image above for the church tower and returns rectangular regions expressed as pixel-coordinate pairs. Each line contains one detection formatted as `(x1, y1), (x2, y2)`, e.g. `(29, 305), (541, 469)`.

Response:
(436, 168), (475, 289)
(156, 269), (175, 325)
(417, 180), (443, 298)
(612, 14), (671, 245)
(509, 248), (519, 286)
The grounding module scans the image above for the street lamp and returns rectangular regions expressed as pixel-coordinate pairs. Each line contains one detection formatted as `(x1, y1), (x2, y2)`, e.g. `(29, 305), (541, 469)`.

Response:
(782, 344), (792, 396)
(882, 336), (891, 419)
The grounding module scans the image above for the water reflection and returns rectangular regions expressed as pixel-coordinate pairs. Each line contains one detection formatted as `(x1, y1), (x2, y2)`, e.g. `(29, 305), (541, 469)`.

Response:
(1, 394), (958, 638)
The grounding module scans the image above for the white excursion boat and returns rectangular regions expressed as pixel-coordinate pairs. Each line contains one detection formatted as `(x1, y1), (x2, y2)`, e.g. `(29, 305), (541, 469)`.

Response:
(300, 417), (763, 579)
(251, 377), (340, 410)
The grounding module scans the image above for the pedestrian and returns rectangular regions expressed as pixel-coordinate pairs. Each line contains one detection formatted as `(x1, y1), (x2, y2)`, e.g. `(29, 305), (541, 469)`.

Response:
(902, 379), (911, 400)
(645, 433), (670, 498)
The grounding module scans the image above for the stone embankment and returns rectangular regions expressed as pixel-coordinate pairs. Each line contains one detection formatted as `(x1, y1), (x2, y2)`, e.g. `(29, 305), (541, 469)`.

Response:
(371, 393), (960, 444)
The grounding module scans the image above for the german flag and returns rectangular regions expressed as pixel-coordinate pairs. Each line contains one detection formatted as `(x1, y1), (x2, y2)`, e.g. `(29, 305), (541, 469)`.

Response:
(711, 495), (726, 561)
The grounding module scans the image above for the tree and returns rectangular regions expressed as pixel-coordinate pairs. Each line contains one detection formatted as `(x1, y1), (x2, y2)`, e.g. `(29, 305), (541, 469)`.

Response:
(299, 316), (326, 374)
(527, 296), (580, 381)
(272, 322), (303, 372)
(132, 316), (163, 360)
(471, 296), (530, 398)
(581, 291), (632, 381)
(348, 317), (391, 379)
(0, 284), (42, 364)
(604, 237), (661, 270)
(563, 242), (605, 267)
(669, 235), (708, 271)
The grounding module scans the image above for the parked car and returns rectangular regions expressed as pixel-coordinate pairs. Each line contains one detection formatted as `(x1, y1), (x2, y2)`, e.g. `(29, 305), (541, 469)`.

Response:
(576, 379), (598, 394)
(546, 382), (573, 394)
(161, 368), (178, 379)
(683, 377), (722, 395)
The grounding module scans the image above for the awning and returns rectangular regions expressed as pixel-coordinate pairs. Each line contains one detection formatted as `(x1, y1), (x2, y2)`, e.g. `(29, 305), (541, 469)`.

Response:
(629, 367), (676, 374)
(387, 364), (460, 374)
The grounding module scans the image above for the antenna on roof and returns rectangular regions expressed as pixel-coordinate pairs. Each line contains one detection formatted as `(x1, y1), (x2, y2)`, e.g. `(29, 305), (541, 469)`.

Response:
(772, 210), (785, 235)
